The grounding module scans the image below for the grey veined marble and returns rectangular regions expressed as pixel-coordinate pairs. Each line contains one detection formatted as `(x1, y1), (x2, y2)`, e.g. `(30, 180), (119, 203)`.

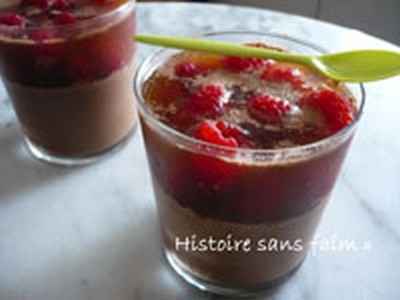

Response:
(0, 2), (399, 300)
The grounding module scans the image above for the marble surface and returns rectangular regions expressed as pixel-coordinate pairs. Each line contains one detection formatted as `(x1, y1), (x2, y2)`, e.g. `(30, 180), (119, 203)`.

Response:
(0, 2), (399, 300)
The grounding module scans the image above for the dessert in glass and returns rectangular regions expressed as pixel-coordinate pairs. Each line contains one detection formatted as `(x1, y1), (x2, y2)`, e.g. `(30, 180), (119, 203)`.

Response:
(135, 32), (365, 296)
(0, 0), (137, 165)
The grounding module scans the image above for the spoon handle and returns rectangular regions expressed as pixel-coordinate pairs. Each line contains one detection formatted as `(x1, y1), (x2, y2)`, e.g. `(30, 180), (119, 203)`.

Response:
(135, 34), (312, 66)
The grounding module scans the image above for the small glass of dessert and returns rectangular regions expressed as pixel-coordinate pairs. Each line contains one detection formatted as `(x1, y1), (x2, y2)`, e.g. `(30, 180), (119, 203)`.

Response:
(0, 0), (137, 165)
(135, 32), (365, 296)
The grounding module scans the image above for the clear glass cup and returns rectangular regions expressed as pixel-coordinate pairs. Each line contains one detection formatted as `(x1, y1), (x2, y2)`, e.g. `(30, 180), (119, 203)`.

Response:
(0, 0), (137, 166)
(135, 31), (365, 296)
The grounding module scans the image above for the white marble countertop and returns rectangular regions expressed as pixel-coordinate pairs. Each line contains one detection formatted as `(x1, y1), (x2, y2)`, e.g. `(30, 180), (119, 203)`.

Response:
(0, 3), (399, 300)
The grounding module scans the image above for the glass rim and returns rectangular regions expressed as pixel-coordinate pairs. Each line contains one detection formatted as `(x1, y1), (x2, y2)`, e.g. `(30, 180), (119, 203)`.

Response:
(134, 30), (366, 158)
(0, 0), (135, 34)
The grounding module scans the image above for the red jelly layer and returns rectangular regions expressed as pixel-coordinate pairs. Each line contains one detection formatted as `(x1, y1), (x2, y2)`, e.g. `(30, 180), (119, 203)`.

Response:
(0, 0), (135, 86)
(142, 122), (353, 223)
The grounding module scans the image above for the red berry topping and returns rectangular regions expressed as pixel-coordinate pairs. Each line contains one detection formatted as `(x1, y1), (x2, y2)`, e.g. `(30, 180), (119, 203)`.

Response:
(216, 121), (253, 148)
(0, 14), (26, 27)
(248, 94), (292, 124)
(54, 12), (76, 25)
(193, 120), (238, 148)
(261, 65), (305, 89)
(191, 121), (244, 188)
(175, 62), (205, 78)
(186, 84), (224, 117)
(222, 56), (266, 73)
(300, 89), (355, 133)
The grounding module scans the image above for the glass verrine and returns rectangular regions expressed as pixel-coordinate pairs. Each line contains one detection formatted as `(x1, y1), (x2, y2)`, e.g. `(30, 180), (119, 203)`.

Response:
(0, 0), (137, 166)
(135, 31), (365, 296)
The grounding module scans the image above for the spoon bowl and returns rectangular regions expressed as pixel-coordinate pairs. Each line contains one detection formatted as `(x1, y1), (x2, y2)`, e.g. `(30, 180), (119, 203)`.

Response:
(314, 50), (400, 82)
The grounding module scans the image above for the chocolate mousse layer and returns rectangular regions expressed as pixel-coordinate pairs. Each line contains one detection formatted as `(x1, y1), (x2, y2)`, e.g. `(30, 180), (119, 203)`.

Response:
(4, 62), (136, 157)
(155, 179), (327, 288)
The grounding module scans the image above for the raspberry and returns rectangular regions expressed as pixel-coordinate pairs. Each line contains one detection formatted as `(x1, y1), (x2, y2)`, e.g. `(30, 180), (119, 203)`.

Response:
(193, 120), (238, 148)
(190, 121), (241, 188)
(216, 121), (253, 148)
(300, 89), (355, 133)
(175, 62), (205, 78)
(261, 64), (305, 89)
(248, 94), (292, 124)
(174, 85), (224, 128)
(54, 12), (76, 25)
(186, 84), (224, 117)
(222, 56), (266, 73)
(0, 14), (26, 27)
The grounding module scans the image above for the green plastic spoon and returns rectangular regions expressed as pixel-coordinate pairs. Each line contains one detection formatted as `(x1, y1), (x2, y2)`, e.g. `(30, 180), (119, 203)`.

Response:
(135, 34), (400, 83)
